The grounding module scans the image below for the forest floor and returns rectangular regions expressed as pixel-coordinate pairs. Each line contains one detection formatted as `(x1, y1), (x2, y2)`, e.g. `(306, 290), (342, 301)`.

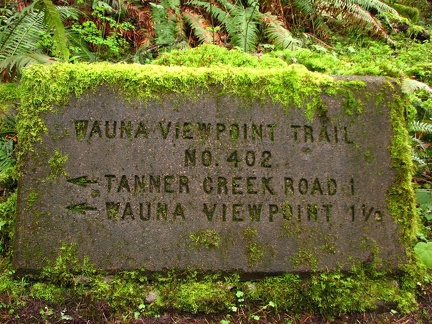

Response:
(1, 285), (432, 323)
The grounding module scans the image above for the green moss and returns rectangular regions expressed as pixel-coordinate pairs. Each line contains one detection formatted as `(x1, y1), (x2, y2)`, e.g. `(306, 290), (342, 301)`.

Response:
(24, 191), (39, 211)
(280, 222), (336, 271)
(290, 247), (319, 270)
(172, 280), (234, 313)
(40, 243), (96, 286)
(18, 61), (338, 154)
(30, 282), (66, 303)
(242, 227), (266, 267)
(364, 150), (376, 164)
(12, 50), (421, 317)
(23, 241), (419, 318)
(189, 229), (221, 249)
(393, 3), (420, 23)
(47, 150), (68, 179)
(154, 44), (288, 69)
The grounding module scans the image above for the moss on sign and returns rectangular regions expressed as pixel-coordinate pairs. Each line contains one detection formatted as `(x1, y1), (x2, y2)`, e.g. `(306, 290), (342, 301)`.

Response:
(13, 60), (421, 315)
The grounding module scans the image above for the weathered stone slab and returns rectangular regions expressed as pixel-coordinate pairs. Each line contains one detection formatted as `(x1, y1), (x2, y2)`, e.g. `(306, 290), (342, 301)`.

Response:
(14, 65), (412, 273)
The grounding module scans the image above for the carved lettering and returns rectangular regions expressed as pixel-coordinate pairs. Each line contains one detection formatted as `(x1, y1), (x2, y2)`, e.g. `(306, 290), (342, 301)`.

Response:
(201, 203), (336, 222)
(73, 120), (355, 145)
(284, 177), (337, 196)
(105, 175), (190, 194)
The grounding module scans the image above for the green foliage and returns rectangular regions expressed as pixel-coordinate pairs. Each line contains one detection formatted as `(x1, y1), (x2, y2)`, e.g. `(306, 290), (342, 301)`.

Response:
(407, 63), (432, 84)
(0, 0), (80, 79)
(182, 10), (214, 44)
(414, 242), (432, 268)
(40, 244), (95, 286)
(151, 0), (184, 47)
(0, 192), (16, 255)
(396, 0), (432, 20)
(0, 268), (28, 312)
(30, 282), (66, 303)
(69, 3), (134, 62)
(0, 111), (17, 173)
(154, 272), (236, 314)
(95, 271), (148, 313)
(189, 0), (300, 52)
(392, 3), (420, 23)
(245, 266), (418, 316)
(414, 188), (432, 268)
(221, 0), (261, 52)
(173, 280), (234, 313)
(40, 0), (70, 61)
(0, 136), (15, 173)
(247, 274), (303, 311)
(267, 37), (432, 81)
(0, 83), (21, 108)
(289, 0), (400, 44)
(404, 78), (432, 175)
(410, 121), (432, 171)
(72, 19), (132, 62)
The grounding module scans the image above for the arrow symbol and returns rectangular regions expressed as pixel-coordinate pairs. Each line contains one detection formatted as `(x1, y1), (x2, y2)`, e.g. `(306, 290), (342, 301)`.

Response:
(67, 176), (98, 187)
(66, 203), (98, 215)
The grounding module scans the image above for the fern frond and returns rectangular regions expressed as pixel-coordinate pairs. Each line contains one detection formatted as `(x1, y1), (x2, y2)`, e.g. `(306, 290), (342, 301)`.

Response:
(402, 79), (432, 95)
(0, 16), (46, 72)
(0, 0), (79, 70)
(0, 111), (16, 136)
(294, 0), (315, 15)
(183, 10), (214, 44)
(225, 2), (260, 52)
(259, 12), (301, 49)
(346, 0), (397, 15)
(345, 3), (391, 39)
(40, 0), (69, 61)
(412, 152), (427, 167)
(65, 28), (97, 62)
(410, 121), (432, 134)
(187, 0), (228, 23)
(320, 1), (394, 44)
(0, 53), (55, 74)
(151, 0), (185, 46)
(0, 138), (15, 172)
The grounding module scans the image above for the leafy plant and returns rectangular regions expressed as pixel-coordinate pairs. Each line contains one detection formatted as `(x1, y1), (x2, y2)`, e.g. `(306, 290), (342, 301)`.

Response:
(288, 0), (400, 44)
(0, 192), (16, 255)
(404, 79), (432, 182)
(151, 0), (185, 48)
(0, 111), (17, 173)
(0, 0), (80, 79)
(414, 242), (432, 268)
(189, 0), (300, 52)
(410, 121), (432, 173)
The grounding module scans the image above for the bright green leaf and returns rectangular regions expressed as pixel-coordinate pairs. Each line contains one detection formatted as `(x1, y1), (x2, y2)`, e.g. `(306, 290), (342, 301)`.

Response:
(414, 242), (432, 268)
